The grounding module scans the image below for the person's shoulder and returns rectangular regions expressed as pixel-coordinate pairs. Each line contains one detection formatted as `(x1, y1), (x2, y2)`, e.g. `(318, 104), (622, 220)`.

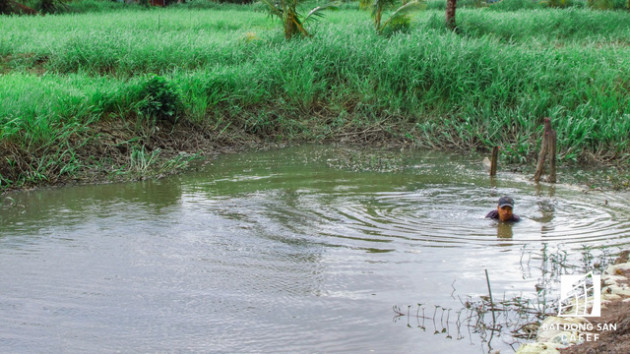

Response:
(511, 214), (521, 222)
(486, 210), (499, 219)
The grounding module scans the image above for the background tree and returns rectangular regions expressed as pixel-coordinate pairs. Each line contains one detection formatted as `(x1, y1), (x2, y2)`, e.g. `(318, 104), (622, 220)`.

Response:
(0, 0), (64, 14)
(446, 0), (456, 30)
(40, 0), (57, 13)
(0, 0), (10, 14)
(2, 0), (38, 14)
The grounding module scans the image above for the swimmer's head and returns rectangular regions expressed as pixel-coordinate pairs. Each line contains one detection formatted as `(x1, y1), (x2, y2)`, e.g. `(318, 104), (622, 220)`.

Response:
(497, 196), (514, 222)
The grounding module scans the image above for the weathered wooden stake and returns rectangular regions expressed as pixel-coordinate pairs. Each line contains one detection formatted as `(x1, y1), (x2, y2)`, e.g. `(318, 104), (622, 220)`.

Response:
(534, 118), (557, 183)
(533, 138), (548, 182)
(548, 128), (557, 183)
(489, 146), (499, 177)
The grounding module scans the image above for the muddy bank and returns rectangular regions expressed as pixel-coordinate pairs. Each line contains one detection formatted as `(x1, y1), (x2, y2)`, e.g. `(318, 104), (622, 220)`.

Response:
(0, 115), (411, 194)
(2, 108), (630, 194)
(0, 119), (219, 193)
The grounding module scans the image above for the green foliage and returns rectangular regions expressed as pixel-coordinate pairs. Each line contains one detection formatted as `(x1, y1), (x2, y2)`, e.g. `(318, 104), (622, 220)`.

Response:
(586, 0), (618, 9)
(2, 7), (630, 190)
(372, 0), (426, 34)
(427, 0), (499, 9)
(540, 0), (568, 8)
(174, 0), (242, 8)
(0, 0), (11, 14)
(488, 0), (542, 11)
(261, 0), (338, 38)
(137, 75), (183, 125)
(216, 0), (255, 4)
(65, 0), (129, 12)
(38, 0), (69, 13)
(382, 12), (412, 34)
(365, 0), (425, 34)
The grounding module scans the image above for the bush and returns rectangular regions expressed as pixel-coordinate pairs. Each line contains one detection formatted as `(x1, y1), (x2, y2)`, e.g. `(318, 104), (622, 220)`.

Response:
(0, 0), (11, 14)
(138, 75), (183, 125)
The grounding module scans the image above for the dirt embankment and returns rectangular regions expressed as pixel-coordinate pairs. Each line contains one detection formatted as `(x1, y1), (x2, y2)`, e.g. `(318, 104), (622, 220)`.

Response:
(0, 119), (227, 192)
(561, 301), (630, 353)
(0, 113), (409, 193)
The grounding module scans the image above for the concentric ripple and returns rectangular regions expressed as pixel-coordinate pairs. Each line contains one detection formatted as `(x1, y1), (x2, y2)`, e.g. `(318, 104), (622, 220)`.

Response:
(184, 146), (630, 252)
(1, 145), (630, 354)
(250, 184), (630, 251)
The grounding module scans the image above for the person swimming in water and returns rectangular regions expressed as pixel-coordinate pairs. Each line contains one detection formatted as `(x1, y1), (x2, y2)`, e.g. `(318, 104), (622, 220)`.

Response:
(486, 196), (520, 222)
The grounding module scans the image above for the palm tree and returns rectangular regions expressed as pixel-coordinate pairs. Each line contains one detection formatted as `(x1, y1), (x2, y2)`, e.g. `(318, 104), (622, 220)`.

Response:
(261, 0), (338, 39)
(445, 0), (456, 30)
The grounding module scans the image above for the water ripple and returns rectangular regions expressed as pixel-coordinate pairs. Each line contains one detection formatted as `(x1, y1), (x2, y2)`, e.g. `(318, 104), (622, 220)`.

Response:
(255, 185), (630, 251)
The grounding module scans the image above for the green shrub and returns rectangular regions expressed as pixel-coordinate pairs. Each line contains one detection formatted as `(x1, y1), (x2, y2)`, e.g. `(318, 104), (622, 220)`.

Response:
(0, 0), (11, 14)
(138, 75), (183, 125)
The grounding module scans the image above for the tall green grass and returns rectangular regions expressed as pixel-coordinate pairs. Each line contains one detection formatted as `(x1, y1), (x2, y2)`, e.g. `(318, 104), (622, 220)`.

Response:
(1, 6), (630, 189)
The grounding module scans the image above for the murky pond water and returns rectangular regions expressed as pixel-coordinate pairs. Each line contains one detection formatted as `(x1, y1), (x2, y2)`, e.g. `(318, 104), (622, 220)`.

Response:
(1, 145), (629, 353)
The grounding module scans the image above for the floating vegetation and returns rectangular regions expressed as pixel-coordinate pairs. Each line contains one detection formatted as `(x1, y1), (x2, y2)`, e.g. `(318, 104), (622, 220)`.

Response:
(325, 149), (407, 173)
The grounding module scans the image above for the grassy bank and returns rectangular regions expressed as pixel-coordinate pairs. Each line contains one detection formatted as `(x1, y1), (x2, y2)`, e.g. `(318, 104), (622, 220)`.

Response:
(1, 3), (630, 191)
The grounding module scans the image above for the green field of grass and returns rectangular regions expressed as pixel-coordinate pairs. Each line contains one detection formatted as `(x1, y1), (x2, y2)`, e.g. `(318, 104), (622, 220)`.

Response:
(1, 2), (630, 190)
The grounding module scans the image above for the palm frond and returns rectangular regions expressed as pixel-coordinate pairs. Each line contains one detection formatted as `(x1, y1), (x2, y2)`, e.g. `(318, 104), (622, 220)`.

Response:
(260, 0), (283, 18)
(373, 0), (399, 10)
(380, 0), (425, 31)
(303, 1), (340, 23)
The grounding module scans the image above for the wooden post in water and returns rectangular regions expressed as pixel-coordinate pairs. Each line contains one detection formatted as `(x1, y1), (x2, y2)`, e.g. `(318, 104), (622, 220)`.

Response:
(489, 146), (499, 177)
(533, 133), (548, 182)
(534, 118), (557, 183)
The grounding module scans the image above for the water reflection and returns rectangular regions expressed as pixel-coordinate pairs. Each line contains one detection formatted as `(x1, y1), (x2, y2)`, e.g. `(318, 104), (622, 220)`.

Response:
(534, 184), (556, 227)
(497, 222), (514, 239)
(0, 180), (183, 235)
